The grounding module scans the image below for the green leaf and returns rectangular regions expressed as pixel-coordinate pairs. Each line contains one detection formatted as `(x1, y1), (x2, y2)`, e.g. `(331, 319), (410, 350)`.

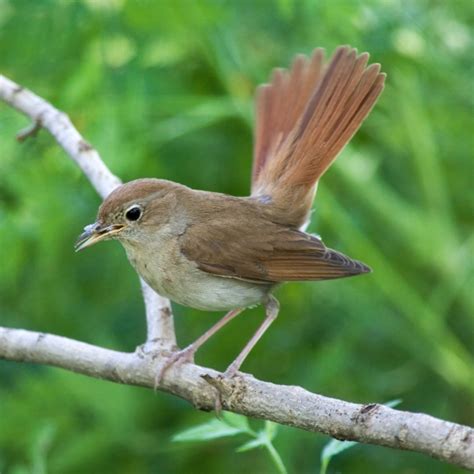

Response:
(264, 421), (279, 441)
(222, 412), (253, 433)
(264, 441), (288, 474)
(172, 419), (245, 442)
(236, 438), (265, 453)
(321, 438), (358, 471)
(385, 399), (403, 408)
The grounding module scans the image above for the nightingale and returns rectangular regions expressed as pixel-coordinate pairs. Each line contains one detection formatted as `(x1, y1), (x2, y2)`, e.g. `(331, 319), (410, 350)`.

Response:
(76, 46), (385, 381)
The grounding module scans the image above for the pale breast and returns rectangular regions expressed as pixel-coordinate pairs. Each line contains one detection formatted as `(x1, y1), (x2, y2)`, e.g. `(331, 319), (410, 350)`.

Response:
(122, 235), (271, 312)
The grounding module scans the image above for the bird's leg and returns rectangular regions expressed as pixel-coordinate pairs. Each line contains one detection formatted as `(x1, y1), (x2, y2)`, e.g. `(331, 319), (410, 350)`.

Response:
(155, 308), (244, 387)
(224, 295), (280, 378)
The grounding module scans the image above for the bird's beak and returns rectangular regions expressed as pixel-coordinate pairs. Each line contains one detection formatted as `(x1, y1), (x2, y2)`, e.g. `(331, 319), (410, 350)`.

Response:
(74, 222), (125, 252)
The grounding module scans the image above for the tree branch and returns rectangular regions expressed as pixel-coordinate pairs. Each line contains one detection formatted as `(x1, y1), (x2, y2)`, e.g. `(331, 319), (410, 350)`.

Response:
(140, 279), (177, 349)
(1, 326), (472, 469)
(0, 75), (472, 470)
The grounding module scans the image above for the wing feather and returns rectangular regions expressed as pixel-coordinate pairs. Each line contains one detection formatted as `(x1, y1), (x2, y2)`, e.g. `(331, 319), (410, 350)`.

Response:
(180, 216), (370, 284)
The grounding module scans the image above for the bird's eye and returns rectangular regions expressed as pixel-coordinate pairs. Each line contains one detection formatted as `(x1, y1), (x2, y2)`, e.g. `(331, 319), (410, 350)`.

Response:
(125, 205), (142, 222)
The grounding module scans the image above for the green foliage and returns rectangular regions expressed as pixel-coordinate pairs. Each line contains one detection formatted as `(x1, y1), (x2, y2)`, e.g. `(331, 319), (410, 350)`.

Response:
(0, 0), (472, 473)
(4, 423), (56, 474)
(173, 413), (287, 473)
(320, 439), (358, 474)
(173, 413), (250, 442)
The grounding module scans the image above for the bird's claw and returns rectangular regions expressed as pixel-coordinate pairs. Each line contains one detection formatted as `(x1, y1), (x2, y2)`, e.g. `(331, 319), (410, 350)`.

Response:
(154, 345), (196, 389)
(201, 365), (243, 415)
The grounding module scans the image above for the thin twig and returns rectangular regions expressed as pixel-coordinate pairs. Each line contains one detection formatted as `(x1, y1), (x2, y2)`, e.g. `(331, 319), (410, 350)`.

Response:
(16, 119), (42, 142)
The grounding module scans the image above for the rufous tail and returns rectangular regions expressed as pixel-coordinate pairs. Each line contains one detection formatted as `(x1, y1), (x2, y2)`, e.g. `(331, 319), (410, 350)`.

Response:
(251, 46), (385, 227)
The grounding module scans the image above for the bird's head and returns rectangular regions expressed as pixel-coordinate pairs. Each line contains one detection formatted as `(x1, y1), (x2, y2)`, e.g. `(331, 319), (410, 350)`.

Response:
(75, 178), (179, 251)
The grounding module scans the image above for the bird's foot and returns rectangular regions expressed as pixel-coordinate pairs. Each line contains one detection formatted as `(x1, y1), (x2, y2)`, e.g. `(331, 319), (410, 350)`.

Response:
(154, 345), (196, 389)
(212, 368), (240, 415)
(201, 365), (244, 415)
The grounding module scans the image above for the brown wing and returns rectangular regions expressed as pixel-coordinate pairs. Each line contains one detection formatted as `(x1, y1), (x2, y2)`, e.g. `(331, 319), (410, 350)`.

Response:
(180, 217), (370, 284)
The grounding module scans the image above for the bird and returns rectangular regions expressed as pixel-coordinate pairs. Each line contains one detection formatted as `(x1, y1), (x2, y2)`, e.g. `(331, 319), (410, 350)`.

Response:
(75, 45), (385, 381)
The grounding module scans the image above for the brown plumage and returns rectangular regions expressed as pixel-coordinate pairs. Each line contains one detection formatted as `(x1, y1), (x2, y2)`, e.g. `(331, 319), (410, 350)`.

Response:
(76, 46), (385, 379)
(178, 188), (369, 283)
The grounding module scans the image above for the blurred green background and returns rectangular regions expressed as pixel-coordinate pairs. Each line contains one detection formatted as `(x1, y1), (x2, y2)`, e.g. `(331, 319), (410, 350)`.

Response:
(0, 0), (472, 473)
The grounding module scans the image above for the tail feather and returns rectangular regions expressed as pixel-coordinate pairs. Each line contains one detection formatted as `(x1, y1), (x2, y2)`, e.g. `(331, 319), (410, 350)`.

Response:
(251, 46), (385, 227)
(326, 68), (385, 160)
(253, 49), (325, 186)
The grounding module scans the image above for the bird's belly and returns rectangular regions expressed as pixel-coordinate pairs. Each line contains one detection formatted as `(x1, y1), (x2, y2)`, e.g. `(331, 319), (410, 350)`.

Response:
(163, 273), (268, 311)
(124, 243), (270, 312)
